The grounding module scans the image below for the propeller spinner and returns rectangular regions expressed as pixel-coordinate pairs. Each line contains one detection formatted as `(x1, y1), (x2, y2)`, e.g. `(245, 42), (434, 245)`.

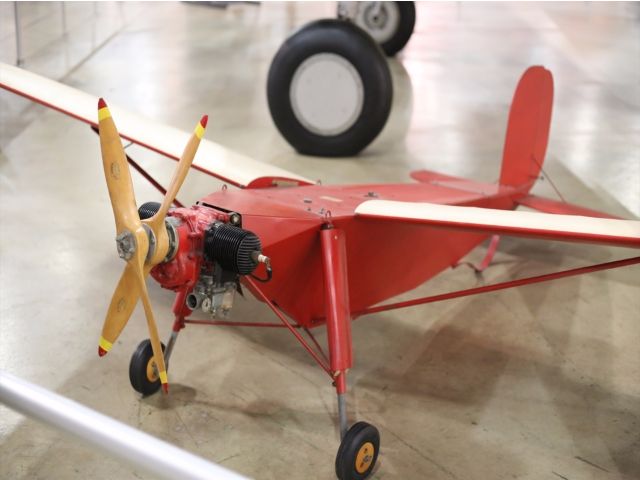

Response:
(96, 98), (207, 393)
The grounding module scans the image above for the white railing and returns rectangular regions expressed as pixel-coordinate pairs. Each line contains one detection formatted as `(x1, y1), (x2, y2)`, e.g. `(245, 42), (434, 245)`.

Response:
(0, 371), (250, 480)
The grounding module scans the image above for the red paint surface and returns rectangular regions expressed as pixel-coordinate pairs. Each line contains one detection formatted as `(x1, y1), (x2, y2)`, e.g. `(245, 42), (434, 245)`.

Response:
(141, 67), (634, 333)
(321, 227), (353, 373)
(150, 206), (226, 289)
(353, 256), (640, 316)
(192, 179), (515, 328)
(499, 66), (553, 189)
(517, 194), (621, 219)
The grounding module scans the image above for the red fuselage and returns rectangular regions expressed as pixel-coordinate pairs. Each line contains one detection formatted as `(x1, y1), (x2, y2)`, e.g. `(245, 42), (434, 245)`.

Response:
(190, 174), (521, 328)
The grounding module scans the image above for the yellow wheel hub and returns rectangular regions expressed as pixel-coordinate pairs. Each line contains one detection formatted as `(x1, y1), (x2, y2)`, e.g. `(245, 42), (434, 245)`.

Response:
(146, 357), (159, 382)
(355, 441), (375, 474)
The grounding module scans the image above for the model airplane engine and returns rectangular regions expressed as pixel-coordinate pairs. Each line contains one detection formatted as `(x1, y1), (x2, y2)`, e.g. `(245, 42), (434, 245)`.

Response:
(186, 221), (265, 318)
(141, 202), (269, 320)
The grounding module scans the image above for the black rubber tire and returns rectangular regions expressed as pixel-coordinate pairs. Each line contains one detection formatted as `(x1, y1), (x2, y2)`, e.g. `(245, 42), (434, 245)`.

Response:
(129, 339), (166, 396)
(378, 2), (416, 56)
(335, 421), (381, 480)
(267, 19), (392, 157)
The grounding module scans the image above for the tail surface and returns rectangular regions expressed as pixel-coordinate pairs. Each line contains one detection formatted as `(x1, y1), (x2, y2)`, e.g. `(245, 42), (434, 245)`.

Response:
(499, 66), (554, 192)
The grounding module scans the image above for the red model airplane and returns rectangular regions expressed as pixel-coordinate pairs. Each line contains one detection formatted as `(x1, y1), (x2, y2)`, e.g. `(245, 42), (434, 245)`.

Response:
(1, 64), (638, 480)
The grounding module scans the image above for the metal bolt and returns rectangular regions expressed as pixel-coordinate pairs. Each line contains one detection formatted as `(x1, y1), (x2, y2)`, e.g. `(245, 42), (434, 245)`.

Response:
(115, 231), (136, 260)
(229, 212), (241, 225)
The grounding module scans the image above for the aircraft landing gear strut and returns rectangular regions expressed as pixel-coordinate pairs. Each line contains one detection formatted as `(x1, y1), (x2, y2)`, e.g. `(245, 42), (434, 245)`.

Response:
(128, 289), (191, 396)
(127, 221), (382, 478)
(321, 224), (380, 480)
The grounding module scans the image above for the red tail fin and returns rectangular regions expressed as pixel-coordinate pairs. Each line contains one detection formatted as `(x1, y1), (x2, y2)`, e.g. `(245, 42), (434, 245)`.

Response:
(499, 66), (554, 192)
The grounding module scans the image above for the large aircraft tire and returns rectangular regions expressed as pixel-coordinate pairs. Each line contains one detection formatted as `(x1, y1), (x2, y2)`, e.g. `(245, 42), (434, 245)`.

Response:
(267, 19), (392, 157)
(352, 2), (416, 57)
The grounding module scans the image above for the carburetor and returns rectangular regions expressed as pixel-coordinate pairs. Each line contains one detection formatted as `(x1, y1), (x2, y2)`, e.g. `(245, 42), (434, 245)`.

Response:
(186, 221), (266, 318)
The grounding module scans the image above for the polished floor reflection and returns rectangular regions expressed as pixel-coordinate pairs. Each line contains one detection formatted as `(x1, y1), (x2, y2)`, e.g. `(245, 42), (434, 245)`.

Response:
(1, 2), (638, 479)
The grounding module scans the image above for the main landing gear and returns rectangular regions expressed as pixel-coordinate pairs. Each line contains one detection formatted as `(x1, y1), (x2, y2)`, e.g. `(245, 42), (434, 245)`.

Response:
(129, 339), (166, 396)
(323, 225), (380, 479)
(126, 224), (381, 479)
(336, 422), (381, 480)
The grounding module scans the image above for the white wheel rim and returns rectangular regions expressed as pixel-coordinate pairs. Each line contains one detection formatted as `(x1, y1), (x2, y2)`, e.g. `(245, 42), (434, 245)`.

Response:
(290, 53), (364, 136)
(355, 2), (401, 44)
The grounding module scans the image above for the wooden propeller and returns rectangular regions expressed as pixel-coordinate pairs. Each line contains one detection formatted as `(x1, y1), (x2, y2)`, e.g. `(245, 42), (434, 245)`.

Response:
(97, 98), (207, 394)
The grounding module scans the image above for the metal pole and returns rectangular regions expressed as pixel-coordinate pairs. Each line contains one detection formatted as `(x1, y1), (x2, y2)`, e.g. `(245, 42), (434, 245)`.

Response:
(337, 392), (348, 439)
(0, 371), (249, 480)
(354, 255), (640, 317)
(61, 2), (67, 36)
(13, 2), (23, 66)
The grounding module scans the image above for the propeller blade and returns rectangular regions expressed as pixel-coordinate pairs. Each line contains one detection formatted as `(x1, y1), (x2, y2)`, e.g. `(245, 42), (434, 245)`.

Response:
(129, 228), (168, 393)
(147, 115), (208, 232)
(97, 98), (147, 357)
(98, 98), (140, 234)
(98, 262), (140, 357)
(96, 102), (207, 393)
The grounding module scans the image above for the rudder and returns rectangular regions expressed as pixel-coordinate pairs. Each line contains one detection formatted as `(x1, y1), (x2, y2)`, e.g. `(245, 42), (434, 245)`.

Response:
(499, 66), (554, 192)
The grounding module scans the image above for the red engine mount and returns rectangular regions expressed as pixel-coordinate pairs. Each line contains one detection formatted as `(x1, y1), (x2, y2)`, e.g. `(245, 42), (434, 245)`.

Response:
(150, 205), (229, 291)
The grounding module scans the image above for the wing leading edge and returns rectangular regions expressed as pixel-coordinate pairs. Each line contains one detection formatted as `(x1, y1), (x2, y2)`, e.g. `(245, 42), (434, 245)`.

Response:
(355, 200), (640, 248)
(0, 63), (313, 188)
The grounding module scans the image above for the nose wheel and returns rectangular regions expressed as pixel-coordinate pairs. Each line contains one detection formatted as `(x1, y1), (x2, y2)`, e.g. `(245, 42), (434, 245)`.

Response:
(335, 422), (380, 480)
(129, 339), (166, 396)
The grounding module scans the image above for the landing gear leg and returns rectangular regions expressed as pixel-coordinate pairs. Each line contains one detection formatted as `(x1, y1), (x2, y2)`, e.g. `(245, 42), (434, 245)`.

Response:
(129, 288), (192, 395)
(337, 377), (348, 439)
(164, 288), (192, 367)
(321, 225), (380, 479)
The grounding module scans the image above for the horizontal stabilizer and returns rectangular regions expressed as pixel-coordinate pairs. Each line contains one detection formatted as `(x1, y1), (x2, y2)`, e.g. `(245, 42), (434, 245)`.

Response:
(410, 170), (465, 183)
(355, 200), (640, 248)
(0, 63), (312, 189)
(516, 194), (620, 219)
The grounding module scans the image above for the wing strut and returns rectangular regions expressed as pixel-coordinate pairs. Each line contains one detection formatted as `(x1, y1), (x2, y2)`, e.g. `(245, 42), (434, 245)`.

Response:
(352, 256), (640, 318)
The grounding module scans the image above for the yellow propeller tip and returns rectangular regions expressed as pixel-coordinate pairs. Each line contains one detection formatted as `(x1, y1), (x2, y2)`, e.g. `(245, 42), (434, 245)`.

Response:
(97, 98), (111, 121)
(98, 337), (113, 356)
(195, 115), (208, 139)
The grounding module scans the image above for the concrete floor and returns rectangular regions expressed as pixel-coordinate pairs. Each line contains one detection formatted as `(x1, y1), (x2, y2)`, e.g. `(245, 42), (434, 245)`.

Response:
(1, 2), (639, 479)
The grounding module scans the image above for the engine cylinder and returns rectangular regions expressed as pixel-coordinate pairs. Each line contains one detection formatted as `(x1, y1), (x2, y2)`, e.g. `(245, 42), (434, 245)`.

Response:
(138, 201), (161, 220)
(204, 222), (261, 275)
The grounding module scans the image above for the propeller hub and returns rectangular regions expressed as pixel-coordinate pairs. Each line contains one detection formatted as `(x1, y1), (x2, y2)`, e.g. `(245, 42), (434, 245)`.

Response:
(142, 224), (156, 262)
(115, 230), (136, 260)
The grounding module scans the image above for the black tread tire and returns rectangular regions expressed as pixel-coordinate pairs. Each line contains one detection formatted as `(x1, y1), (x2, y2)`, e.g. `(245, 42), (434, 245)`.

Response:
(379, 2), (416, 56)
(267, 19), (392, 157)
(129, 339), (166, 396)
(335, 421), (381, 480)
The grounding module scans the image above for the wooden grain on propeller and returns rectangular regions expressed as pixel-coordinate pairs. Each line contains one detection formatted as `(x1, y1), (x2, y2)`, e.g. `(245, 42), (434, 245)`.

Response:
(96, 98), (207, 393)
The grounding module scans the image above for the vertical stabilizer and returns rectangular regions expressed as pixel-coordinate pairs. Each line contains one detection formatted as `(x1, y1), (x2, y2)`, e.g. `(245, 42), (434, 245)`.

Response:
(499, 66), (554, 191)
